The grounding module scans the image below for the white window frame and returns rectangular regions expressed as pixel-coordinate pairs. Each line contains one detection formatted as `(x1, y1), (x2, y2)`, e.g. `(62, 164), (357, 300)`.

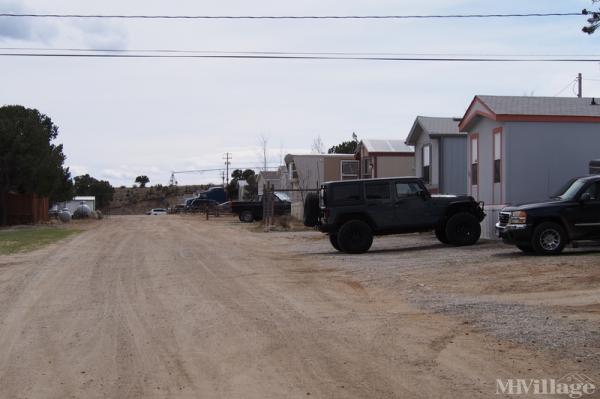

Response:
(362, 157), (372, 178)
(341, 160), (359, 180)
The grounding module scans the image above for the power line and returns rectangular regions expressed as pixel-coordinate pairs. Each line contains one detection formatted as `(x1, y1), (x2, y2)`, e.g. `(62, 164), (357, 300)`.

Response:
(0, 12), (583, 20)
(553, 79), (577, 96)
(3, 46), (600, 58)
(1, 53), (599, 62)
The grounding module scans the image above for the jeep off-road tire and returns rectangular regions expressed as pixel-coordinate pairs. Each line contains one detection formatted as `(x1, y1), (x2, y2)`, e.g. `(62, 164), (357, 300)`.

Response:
(435, 225), (450, 244)
(239, 211), (254, 223)
(531, 222), (567, 255)
(445, 212), (481, 246)
(303, 192), (320, 227)
(337, 220), (373, 254)
(329, 234), (341, 251)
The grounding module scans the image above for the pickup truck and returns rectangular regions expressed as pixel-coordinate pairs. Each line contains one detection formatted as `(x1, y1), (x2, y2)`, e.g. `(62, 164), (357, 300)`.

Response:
(304, 177), (485, 253)
(496, 175), (600, 255)
(231, 192), (292, 222)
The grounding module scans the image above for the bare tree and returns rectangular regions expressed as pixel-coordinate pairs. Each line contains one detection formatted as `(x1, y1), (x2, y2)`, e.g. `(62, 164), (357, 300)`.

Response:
(311, 135), (325, 154)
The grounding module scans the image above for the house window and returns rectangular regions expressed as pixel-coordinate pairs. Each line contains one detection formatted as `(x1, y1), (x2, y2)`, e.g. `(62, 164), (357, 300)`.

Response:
(341, 160), (359, 180)
(422, 145), (431, 184)
(471, 137), (478, 186)
(289, 162), (298, 179)
(493, 131), (502, 184)
(362, 157), (372, 178)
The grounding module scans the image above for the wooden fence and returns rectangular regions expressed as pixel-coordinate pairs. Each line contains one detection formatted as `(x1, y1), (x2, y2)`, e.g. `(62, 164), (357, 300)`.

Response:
(0, 193), (49, 225)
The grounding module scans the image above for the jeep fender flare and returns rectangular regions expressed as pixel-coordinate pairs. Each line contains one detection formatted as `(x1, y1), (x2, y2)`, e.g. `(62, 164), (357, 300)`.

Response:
(444, 201), (484, 223)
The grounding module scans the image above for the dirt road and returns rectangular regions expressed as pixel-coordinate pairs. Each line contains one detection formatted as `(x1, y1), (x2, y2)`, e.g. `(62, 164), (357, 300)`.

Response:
(0, 216), (597, 398)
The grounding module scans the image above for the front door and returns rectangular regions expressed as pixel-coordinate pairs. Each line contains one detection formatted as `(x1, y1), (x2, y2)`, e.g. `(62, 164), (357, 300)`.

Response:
(565, 181), (600, 239)
(393, 181), (437, 229)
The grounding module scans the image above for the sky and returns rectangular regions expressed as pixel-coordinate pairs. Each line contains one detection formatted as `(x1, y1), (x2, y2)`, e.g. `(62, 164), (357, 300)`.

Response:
(1, 0), (600, 186)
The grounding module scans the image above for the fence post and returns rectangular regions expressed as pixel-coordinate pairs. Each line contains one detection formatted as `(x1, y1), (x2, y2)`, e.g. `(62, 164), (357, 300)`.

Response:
(263, 182), (275, 232)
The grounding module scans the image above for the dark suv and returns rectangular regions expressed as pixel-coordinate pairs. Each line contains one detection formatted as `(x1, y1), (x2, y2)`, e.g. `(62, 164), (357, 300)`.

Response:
(496, 175), (600, 255)
(304, 177), (486, 253)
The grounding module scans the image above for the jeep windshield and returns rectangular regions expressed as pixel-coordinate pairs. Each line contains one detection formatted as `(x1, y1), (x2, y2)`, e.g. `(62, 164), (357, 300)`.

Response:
(552, 178), (586, 200)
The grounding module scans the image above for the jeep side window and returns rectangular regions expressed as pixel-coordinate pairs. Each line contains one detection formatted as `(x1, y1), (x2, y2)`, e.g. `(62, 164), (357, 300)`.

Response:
(331, 184), (362, 203)
(365, 182), (391, 200)
(395, 182), (421, 197)
(581, 182), (600, 201)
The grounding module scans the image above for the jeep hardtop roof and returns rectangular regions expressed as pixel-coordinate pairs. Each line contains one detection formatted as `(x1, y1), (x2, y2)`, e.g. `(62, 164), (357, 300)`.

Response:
(322, 177), (421, 186)
(573, 175), (600, 183)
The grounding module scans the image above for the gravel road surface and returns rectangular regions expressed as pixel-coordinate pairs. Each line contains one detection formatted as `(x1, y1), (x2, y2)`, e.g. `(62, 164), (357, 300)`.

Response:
(0, 215), (598, 398)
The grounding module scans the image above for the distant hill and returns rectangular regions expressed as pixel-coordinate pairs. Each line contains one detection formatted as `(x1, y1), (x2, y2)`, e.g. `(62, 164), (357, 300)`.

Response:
(107, 185), (217, 215)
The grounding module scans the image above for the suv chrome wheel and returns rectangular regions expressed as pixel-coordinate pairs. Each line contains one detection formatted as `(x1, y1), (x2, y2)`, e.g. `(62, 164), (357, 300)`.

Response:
(539, 228), (561, 251)
(531, 222), (567, 255)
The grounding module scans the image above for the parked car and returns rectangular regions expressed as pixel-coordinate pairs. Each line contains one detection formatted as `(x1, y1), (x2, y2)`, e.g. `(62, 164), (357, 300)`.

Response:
(231, 193), (291, 223)
(147, 208), (168, 215)
(304, 177), (485, 253)
(496, 175), (600, 255)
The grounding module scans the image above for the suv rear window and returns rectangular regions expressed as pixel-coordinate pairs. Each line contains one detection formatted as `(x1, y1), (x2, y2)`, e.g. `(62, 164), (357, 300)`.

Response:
(329, 184), (362, 204)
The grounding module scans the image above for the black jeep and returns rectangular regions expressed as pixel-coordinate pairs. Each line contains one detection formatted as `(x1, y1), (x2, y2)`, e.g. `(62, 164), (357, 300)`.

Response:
(496, 175), (600, 255)
(303, 177), (486, 253)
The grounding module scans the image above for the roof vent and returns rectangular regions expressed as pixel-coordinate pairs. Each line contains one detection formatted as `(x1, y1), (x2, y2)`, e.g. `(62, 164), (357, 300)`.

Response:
(592, 98), (598, 106)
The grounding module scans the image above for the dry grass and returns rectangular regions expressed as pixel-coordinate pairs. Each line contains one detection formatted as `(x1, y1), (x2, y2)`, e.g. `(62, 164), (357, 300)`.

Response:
(0, 227), (80, 254)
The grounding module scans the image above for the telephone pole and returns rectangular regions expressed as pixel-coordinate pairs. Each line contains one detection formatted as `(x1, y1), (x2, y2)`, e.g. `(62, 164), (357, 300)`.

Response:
(578, 73), (583, 98)
(223, 152), (232, 183)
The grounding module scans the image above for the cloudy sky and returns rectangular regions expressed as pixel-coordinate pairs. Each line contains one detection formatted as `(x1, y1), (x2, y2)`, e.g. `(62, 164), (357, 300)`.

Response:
(1, 0), (600, 186)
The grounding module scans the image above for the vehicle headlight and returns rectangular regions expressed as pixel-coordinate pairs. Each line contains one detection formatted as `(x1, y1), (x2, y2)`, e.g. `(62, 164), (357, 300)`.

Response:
(509, 211), (527, 224)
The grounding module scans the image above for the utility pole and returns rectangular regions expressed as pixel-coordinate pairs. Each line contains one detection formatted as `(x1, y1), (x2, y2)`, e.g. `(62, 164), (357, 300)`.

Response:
(578, 73), (583, 98)
(221, 171), (226, 187)
(223, 152), (232, 183)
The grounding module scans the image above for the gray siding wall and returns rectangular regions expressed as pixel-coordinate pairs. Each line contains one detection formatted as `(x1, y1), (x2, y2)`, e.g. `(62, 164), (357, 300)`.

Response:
(467, 118), (502, 205)
(505, 121), (600, 205)
(414, 131), (429, 180)
(414, 132), (439, 186)
(439, 136), (468, 195)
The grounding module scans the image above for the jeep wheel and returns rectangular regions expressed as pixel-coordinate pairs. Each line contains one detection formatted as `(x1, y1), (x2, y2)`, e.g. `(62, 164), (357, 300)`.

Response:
(531, 222), (567, 255)
(329, 234), (341, 251)
(435, 225), (450, 244)
(445, 212), (481, 246)
(303, 192), (320, 227)
(337, 220), (373, 254)
(239, 211), (254, 223)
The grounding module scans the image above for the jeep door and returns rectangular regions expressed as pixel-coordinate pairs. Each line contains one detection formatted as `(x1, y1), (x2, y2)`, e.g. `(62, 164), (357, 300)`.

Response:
(565, 181), (600, 239)
(364, 181), (395, 230)
(393, 181), (438, 229)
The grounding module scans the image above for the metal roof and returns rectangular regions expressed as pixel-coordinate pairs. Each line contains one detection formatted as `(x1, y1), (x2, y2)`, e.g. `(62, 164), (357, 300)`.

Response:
(258, 171), (279, 180)
(361, 139), (413, 153)
(478, 95), (600, 117)
(416, 116), (461, 134)
(284, 153), (355, 165)
(405, 116), (463, 145)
